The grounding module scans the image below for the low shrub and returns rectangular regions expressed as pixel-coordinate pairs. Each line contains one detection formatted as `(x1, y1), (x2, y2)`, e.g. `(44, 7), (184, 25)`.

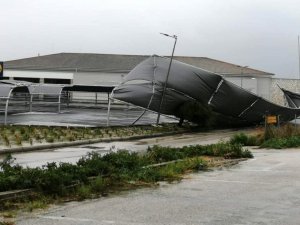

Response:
(230, 133), (262, 146)
(0, 141), (252, 198)
(230, 133), (248, 145)
(260, 136), (300, 149)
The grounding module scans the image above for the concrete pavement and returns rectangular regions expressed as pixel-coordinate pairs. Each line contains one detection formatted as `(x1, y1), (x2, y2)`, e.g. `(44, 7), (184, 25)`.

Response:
(16, 148), (300, 225)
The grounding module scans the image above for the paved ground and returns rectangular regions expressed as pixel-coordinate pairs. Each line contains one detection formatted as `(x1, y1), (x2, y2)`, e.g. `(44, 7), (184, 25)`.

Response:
(0, 104), (176, 127)
(4, 128), (256, 168)
(16, 148), (300, 225)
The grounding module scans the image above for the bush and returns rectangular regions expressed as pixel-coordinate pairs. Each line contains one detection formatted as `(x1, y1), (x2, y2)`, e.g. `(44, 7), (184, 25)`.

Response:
(230, 133), (248, 145)
(230, 133), (262, 146)
(91, 176), (107, 193)
(0, 141), (252, 196)
(260, 136), (300, 149)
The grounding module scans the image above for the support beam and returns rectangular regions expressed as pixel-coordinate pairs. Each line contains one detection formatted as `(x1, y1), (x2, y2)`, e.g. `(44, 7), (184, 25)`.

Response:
(4, 89), (13, 125)
(106, 97), (112, 127)
(208, 79), (224, 105)
(4, 99), (9, 125)
(238, 98), (259, 117)
(132, 110), (147, 125)
(58, 94), (61, 113)
(29, 95), (33, 112)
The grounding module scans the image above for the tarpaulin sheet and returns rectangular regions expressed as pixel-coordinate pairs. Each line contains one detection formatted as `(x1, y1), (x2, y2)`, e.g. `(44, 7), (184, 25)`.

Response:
(0, 83), (30, 98)
(113, 55), (300, 124)
(0, 84), (14, 98)
(280, 88), (300, 108)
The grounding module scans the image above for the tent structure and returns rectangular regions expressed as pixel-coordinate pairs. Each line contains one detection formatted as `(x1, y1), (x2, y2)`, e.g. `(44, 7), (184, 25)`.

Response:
(0, 81), (30, 124)
(0, 80), (115, 125)
(112, 55), (300, 125)
(278, 86), (300, 108)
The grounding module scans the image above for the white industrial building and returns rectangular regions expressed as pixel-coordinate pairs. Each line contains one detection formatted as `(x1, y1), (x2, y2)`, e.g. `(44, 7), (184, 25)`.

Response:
(3, 53), (274, 100)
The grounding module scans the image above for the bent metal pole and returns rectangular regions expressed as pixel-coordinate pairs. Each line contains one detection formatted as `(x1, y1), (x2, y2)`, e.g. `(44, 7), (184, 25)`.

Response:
(156, 34), (177, 125)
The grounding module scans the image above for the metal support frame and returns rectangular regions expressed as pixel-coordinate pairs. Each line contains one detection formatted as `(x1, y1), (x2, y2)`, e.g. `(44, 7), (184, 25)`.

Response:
(58, 94), (61, 113)
(156, 34), (177, 125)
(66, 91), (70, 108)
(29, 94), (33, 112)
(284, 94), (298, 108)
(106, 94), (112, 127)
(208, 79), (224, 105)
(132, 110), (147, 125)
(132, 57), (158, 125)
(4, 89), (13, 125)
(238, 98), (260, 117)
(29, 92), (63, 114)
(4, 99), (9, 125)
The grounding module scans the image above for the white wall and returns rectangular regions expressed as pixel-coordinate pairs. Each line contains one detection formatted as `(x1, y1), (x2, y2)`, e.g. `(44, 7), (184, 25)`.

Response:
(224, 76), (271, 100)
(4, 70), (74, 79)
(271, 78), (300, 106)
(257, 77), (271, 100)
(72, 71), (124, 100)
(73, 71), (123, 85)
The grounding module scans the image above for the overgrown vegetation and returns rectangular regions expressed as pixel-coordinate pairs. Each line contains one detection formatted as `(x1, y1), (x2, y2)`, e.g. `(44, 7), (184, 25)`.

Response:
(0, 124), (185, 148)
(0, 141), (252, 210)
(229, 124), (300, 149)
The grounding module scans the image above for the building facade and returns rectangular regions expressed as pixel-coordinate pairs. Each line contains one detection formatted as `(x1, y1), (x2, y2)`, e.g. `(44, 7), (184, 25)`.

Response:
(4, 53), (275, 101)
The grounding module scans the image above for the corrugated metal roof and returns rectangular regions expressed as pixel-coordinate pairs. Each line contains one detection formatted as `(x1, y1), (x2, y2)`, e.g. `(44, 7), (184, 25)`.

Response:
(4, 53), (274, 76)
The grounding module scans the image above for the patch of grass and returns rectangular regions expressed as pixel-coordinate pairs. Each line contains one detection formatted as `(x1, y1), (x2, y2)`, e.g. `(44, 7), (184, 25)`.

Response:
(260, 136), (300, 149)
(228, 125), (300, 149)
(77, 185), (92, 200)
(25, 199), (49, 212)
(230, 132), (263, 146)
(90, 176), (107, 194)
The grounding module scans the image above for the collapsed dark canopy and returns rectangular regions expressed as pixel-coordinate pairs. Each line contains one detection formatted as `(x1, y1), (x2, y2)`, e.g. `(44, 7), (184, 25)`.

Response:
(112, 55), (300, 124)
(280, 87), (300, 108)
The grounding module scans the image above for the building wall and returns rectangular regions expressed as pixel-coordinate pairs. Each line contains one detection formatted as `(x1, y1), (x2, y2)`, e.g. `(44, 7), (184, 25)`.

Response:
(224, 76), (271, 100)
(257, 77), (271, 100)
(271, 78), (300, 106)
(4, 70), (74, 80)
(72, 71), (124, 100)
(10, 69), (300, 106)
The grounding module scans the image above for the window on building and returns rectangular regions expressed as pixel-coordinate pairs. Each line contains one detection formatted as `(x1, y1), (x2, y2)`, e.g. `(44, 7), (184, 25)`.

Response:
(14, 77), (39, 83)
(44, 79), (71, 84)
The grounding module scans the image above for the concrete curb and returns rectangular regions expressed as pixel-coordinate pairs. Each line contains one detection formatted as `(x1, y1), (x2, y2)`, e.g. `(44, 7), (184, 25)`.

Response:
(0, 131), (188, 155)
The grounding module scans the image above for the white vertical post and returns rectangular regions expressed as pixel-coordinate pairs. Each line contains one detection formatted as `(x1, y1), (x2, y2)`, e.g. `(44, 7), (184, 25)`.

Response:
(29, 94), (33, 112)
(106, 97), (111, 127)
(4, 99), (9, 125)
(58, 94), (61, 113)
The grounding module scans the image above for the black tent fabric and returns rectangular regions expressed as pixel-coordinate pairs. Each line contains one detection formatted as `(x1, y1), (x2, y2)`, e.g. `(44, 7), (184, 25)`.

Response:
(279, 87), (300, 108)
(112, 55), (300, 124)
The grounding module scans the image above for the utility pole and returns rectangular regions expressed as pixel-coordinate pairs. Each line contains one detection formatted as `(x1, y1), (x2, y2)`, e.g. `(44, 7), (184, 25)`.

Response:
(156, 33), (177, 125)
(298, 35), (300, 79)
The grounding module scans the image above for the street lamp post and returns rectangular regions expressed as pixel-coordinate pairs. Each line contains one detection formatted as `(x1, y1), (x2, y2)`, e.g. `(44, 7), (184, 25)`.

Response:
(240, 65), (248, 88)
(156, 33), (177, 125)
(298, 35), (300, 79)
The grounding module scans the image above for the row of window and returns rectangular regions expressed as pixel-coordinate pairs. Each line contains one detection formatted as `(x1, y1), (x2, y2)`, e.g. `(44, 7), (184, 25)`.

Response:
(2, 77), (71, 84)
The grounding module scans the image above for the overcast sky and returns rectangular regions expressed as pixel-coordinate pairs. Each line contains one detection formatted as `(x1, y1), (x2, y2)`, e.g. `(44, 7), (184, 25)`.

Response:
(2, 0), (300, 78)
